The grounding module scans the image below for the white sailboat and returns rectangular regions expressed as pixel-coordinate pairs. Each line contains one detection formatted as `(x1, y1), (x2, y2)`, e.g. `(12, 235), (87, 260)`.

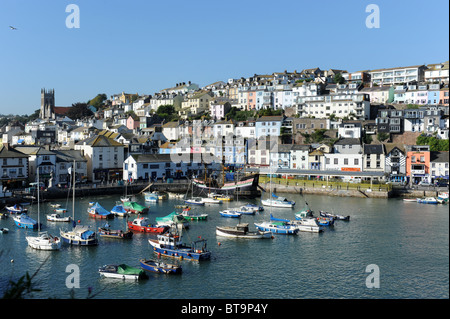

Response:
(60, 161), (98, 246)
(26, 169), (62, 250)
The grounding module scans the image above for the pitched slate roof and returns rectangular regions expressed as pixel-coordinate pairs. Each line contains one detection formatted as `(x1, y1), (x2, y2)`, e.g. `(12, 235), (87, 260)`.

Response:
(0, 145), (29, 158)
(363, 144), (384, 154)
(76, 135), (124, 147)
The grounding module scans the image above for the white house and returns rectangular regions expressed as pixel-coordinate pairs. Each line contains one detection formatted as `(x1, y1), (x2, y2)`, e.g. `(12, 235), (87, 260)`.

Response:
(290, 145), (310, 170)
(14, 146), (57, 186)
(1, 144), (28, 187)
(74, 135), (125, 183)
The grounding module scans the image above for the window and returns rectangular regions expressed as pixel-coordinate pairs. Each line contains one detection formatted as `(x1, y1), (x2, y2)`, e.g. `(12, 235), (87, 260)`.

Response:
(344, 158), (348, 165)
(354, 158), (359, 165)
(334, 158), (338, 165)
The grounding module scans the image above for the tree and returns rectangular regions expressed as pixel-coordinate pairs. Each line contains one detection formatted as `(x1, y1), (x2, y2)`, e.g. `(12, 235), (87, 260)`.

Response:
(377, 132), (390, 142)
(333, 73), (345, 84)
(156, 104), (179, 122)
(87, 94), (107, 109)
(416, 134), (449, 151)
(66, 103), (93, 120)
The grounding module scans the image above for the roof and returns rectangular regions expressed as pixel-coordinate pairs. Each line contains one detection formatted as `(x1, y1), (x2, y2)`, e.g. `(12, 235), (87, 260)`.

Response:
(334, 138), (361, 146)
(53, 106), (71, 115)
(291, 144), (311, 151)
(256, 116), (284, 122)
(363, 144), (384, 155)
(76, 135), (124, 147)
(15, 146), (55, 156)
(430, 151), (449, 163)
(0, 145), (29, 158)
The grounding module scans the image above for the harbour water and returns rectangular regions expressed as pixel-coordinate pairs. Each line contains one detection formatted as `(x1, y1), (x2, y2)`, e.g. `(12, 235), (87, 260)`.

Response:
(0, 192), (448, 299)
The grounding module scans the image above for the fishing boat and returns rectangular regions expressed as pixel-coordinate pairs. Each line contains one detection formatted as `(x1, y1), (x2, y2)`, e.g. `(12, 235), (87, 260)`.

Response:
(14, 213), (38, 229)
(180, 208), (208, 221)
(6, 204), (27, 214)
(319, 211), (350, 221)
(417, 197), (438, 204)
(47, 213), (71, 222)
(98, 264), (148, 280)
(60, 225), (98, 246)
(155, 212), (190, 229)
(216, 223), (273, 239)
(144, 192), (158, 202)
(98, 223), (133, 239)
(111, 204), (128, 217)
(127, 217), (169, 233)
(184, 197), (205, 206)
(262, 192), (295, 208)
(219, 210), (242, 218)
(123, 201), (149, 214)
(139, 259), (182, 274)
(254, 221), (298, 235)
(88, 202), (114, 219)
(60, 160), (98, 246)
(0, 228), (9, 234)
(148, 231), (211, 261)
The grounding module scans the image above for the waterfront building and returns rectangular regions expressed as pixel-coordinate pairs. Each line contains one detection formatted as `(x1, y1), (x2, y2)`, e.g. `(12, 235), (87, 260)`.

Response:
(52, 150), (88, 185)
(14, 146), (57, 186)
(270, 144), (292, 170)
(363, 144), (386, 174)
(290, 144), (310, 170)
(405, 145), (431, 184)
(0, 144), (29, 188)
(247, 139), (277, 168)
(385, 144), (407, 183)
(430, 151), (449, 183)
(324, 138), (363, 172)
(75, 135), (125, 183)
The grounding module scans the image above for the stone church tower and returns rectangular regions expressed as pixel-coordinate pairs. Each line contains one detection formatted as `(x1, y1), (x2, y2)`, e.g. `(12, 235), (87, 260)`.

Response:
(40, 88), (55, 119)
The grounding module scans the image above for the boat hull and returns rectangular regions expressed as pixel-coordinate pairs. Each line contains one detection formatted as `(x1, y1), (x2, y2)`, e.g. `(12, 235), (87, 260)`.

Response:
(254, 223), (298, 235)
(216, 227), (272, 239)
(139, 259), (182, 274)
(60, 236), (98, 246)
(261, 199), (295, 208)
(193, 174), (261, 199)
(149, 241), (211, 261)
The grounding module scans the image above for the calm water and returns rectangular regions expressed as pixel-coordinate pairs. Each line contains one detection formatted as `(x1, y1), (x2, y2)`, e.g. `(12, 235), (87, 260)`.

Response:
(0, 192), (448, 299)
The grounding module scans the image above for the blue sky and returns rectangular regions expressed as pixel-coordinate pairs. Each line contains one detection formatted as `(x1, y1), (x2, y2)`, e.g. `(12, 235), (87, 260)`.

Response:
(0, 0), (448, 115)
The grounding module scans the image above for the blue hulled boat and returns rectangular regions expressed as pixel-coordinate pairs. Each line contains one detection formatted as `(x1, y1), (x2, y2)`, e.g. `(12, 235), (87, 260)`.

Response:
(254, 216), (298, 235)
(60, 225), (98, 246)
(13, 213), (38, 229)
(148, 231), (211, 261)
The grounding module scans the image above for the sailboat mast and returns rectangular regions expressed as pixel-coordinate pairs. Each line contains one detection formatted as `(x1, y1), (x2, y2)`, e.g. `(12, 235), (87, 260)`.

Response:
(37, 167), (40, 232)
(72, 160), (76, 223)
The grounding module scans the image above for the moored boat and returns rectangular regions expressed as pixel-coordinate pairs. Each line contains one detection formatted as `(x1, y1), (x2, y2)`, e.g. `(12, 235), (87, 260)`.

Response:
(111, 204), (128, 217)
(60, 225), (98, 246)
(98, 223), (133, 239)
(139, 259), (182, 274)
(234, 206), (256, 215)
(219, 210), (242, 218)
(254, 221), (298, 235)
(201, 197), (222, 205)
(261, 193), (295, 208)
(0, 228), (9, 233)
(216, 223), (273, 239)
(144, 192), (158, 202)
(270, 214), (323, 233)
(417, 197), (438, 204)
(6, 204), (27, 214)
(47, 213), (71, 222)
(241, 203), (264, 212)
(149, 231), (211, 261)
(13, 213), (38, 229)
(156, 212), (190, 229)
(123, 201), (149, 214)
(127, 217), (169, 233)
(26, 231), (62, 250)
(98, 264), (148, 280)
(185, 197), (205, 206)
(180, 208), (208, 221)
(319, 211), (350, 221)
(403, 198), (418, 202)
(88, 202), (114, 219)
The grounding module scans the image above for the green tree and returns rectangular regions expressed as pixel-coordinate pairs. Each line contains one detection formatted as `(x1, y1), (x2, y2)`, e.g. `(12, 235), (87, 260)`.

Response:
(333, 73), (345, 84)
(66, 103), (94, 120)
(87, 94), (107, 109)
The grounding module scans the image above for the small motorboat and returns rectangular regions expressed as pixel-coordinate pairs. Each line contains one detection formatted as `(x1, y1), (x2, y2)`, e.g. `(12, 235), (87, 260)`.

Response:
(6, 204), (27, 214)
(50, 203), (61, 208)
(319, 211), (350, 221)
(416, 197), (438, 204)
(155, 212), (190, 229)
(98, 223), (133, 239)
(123, 201), (149, 214)
(98, 264), (148, 280)
(219, 210), (242, 218)
(140, 259), (182, 274)
(241, 204), (264, 212)
(201, 197), (222, 205)
(26, 231), (61, 250)
(261, 196), (295, 208)
(54, 208), (67, 213)
(144, 192), (158, 202)
(180, 208), (208, 221)
(254, 221), (298, 235)
(47, 213), (71, 222)
(60, 225), (98, 246)
(13, 213), (39, 229)
(235, 206), (256, 215)
(88, 202), (114, 219)
(403, 198), (417, 202)
(0, 228), (9, 234)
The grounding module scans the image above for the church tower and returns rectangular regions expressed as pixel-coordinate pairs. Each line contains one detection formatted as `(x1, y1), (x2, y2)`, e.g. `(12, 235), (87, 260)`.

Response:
(40, 88), (55, 120)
